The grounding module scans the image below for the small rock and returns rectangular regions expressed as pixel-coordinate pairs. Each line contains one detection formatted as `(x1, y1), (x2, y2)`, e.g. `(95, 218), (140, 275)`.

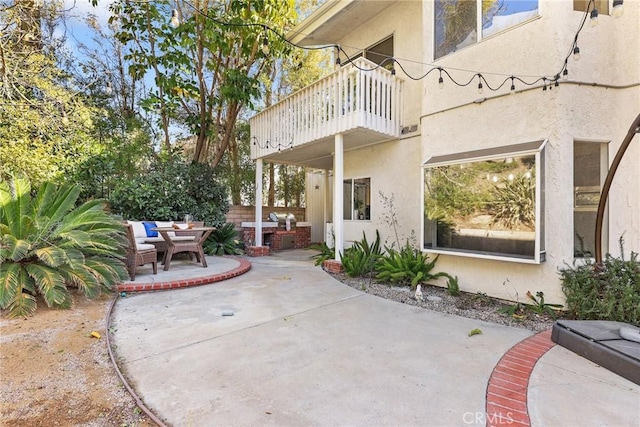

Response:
(427, 295), (442, 302)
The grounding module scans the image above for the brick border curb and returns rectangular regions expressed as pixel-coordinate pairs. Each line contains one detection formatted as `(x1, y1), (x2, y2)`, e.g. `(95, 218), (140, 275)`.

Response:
(485, 329), (555, 426)
(116, 257), (251, 293)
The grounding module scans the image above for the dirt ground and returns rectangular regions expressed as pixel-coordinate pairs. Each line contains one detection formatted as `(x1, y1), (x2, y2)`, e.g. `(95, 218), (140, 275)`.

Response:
(0, 293), (154, 427)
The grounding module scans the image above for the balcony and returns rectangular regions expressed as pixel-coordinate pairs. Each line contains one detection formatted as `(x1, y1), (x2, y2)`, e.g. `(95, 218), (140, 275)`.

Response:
(250, 58), (404, 170)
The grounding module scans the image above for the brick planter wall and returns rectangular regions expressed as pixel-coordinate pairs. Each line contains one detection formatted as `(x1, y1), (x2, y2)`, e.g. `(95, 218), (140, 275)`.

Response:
(246, 246), (270, 257)
(322, 259), (343, 274)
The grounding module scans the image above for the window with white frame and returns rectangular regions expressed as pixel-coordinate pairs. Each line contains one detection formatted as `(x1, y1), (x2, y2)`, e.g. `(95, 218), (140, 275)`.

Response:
(573, 140), (608, 258)
(434, 0), (539, 60)
(423, 140), (546, 263)
(343, 178), (371, 220)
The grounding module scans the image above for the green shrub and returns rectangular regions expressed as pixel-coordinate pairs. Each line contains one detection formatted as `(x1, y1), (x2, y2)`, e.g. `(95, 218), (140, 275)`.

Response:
(203, 223), (243, 255)
(309, 241), (335, 266)
(560, 252), (640, 325)
(375, 242), (450, 289)
(0, 176), (128, 317)
(340, 231), (382, 277)
(109, 156), (229, 227)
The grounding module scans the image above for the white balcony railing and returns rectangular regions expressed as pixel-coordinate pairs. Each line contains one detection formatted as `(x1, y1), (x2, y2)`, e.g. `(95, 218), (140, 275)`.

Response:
(250, 57), (403, 159)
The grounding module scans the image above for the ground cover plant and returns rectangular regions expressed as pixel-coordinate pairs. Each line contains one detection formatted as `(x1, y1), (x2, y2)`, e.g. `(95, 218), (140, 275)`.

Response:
(375, 241), (451, 290)
(0, 176), (127, 317)
(340, 230), (382, 277)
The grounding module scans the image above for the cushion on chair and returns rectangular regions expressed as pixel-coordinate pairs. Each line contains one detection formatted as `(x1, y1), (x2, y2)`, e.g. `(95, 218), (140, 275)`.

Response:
(128, 221), (147, 238)
(135, 242), (156, 251)
(143, 221), (158, 237)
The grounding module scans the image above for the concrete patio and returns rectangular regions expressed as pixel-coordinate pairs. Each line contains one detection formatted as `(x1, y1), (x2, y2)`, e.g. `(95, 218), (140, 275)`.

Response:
(111, 249), (640, 426)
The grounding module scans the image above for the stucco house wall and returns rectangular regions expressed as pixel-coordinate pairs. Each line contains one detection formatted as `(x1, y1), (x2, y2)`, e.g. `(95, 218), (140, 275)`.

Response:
(418, 0), (639, 303)
(333, 0), (425, 248)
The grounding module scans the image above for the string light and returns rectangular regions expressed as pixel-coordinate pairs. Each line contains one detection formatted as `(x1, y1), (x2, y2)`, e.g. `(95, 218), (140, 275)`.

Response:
(151, 0), (611, 96)
(510, 77), (516, 94)
(612, 0), (624, 18)
(170, 9), (180, 27)
(589, 8), (599, 27)
(251, 137), (292, 151)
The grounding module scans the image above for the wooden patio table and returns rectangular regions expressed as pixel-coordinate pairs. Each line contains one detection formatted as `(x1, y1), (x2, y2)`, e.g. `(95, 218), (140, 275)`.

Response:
(152, 227), (215, 271)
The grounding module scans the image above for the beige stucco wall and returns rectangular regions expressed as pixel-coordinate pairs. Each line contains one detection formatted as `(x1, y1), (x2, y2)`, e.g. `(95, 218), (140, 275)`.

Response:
(418, 0), (640, 304)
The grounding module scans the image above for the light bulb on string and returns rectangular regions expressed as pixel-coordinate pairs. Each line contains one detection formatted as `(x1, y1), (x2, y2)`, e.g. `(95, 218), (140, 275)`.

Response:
(554, 74), (560, 88)
(477, 74), (483, 94)
(170, 9), (180, 27)
(612, 0), (624, 18)
(261, 37), (270, 55)
(563, 69), (569, 80)
(510, 77), (516, 95)
(589, 9), (599, 26)
(573, 46), (580, 61)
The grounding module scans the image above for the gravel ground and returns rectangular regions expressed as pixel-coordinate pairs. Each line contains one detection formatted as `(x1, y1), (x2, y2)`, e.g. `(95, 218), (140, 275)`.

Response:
(330, 272), (557, 333)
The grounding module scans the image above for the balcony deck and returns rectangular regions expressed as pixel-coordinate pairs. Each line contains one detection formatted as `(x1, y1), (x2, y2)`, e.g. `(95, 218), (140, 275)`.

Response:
(250, 58), (403, 169)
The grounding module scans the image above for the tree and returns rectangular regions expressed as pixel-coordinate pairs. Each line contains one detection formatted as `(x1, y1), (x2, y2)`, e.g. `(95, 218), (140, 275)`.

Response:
(0, 0), (103, 188)
(110, 0), (297, 165)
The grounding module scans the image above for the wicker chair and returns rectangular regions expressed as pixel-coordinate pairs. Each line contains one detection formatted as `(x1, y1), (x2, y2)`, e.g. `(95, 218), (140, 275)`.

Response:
(125, 224), (158, 281)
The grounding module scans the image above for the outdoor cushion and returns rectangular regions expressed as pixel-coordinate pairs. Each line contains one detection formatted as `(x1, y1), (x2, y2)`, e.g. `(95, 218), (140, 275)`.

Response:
(143, 221), (158, 237)
(156, 221), (175, 237)
(135, 242), (156, 251)
(128, 221), (147, 238)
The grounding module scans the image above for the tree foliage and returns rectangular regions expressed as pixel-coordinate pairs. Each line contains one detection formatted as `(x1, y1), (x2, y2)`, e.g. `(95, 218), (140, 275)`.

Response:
(110, 0), (297, 165)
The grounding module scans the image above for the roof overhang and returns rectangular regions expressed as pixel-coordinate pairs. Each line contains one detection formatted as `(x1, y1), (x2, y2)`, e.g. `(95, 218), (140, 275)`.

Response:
(288, 0), (396, 47)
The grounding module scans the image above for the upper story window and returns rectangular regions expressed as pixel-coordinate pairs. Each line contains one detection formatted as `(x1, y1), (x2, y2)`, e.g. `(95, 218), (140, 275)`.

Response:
(344, 36), (394, 70)
(434, 0), (539, 60)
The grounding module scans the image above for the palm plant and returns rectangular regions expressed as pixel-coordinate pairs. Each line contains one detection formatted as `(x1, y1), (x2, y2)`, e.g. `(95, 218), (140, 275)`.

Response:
(0, 176), (128, 317)
(203, 222), (243, 255)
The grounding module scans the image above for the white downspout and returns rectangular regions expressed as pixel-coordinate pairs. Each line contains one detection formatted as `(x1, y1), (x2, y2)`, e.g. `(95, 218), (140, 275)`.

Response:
(255, 158), (263, 246)
(333, 134), (344, 260)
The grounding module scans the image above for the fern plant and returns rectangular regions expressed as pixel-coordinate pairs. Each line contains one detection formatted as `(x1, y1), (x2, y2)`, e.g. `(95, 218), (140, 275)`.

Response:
(375, 242), (450, 289)
(203, 223), (243, 255)
(0, 176), (128, 317)
(340, 230), (382, 277)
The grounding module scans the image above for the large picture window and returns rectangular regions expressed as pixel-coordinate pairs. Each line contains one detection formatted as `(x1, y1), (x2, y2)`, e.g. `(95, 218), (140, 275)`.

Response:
(434, 0), (539, 60)
(344, 178), (371, 221)
(423, 141), (546, 263)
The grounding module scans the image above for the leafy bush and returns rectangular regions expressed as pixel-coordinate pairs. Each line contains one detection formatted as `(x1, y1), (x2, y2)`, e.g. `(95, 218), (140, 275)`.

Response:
(203, 223), (243, 255)
(375, 242), (450, 289)
(309, 241), (335, 266)
(560, 252), (640, 325)
(340, 231), (382, 277)
(0, 176), (127, 317)
(109, 156), (229, 227)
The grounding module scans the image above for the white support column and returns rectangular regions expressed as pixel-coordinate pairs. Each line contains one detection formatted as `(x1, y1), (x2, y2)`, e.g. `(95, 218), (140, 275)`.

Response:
(255, 158), (263, 247)
(333, 134), (344, 260)
(323, 169), (329, 235)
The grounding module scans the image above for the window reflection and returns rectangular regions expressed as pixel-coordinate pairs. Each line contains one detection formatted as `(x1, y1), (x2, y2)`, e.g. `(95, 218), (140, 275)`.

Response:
(424, 154), (540, 259)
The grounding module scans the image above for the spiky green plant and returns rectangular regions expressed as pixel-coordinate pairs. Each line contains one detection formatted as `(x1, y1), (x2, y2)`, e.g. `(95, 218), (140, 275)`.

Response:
(0, 176), (128, 317)
(375, 241), (451, 289)
(203, 222), (243, 255)
(340, 230), (382, 277)
(309, 241), (335, 266)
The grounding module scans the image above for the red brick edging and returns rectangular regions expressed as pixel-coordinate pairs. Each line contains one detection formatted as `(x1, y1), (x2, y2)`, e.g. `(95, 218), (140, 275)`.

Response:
(485, 329), (555, 426)
(116, 257), (251, 293)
